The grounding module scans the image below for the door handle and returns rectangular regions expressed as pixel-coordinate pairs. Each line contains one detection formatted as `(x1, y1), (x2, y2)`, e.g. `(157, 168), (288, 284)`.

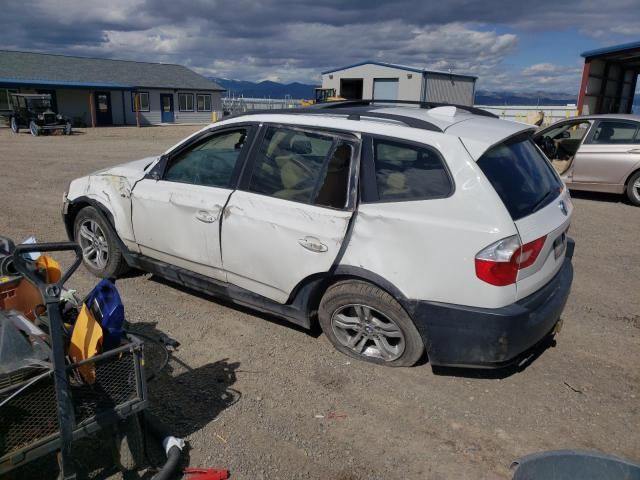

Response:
(298, 236), (328, 253)
(195, 210), (218, 223)
(627, 148), (640, 154)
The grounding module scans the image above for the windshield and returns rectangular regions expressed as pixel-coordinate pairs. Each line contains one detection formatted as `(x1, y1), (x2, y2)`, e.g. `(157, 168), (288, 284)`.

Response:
(477, 134), (563, 220)
(27, 98), (52, 112)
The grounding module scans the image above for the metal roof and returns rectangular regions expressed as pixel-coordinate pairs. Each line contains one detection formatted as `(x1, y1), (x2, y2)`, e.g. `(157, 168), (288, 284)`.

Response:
(581, 41), (640, 59)
(0, 50), (224, 91)
(321, 60), (477, 80)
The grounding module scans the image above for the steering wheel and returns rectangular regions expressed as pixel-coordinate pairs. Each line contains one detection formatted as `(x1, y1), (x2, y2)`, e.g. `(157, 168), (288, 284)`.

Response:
(541, 136), (557, 159)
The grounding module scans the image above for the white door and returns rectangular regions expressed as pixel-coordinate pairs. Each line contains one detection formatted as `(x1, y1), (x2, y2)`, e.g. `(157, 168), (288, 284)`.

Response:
(131, 127), (252, 281)
(373, 78), (399, 100)
(221, 125), (358, 303)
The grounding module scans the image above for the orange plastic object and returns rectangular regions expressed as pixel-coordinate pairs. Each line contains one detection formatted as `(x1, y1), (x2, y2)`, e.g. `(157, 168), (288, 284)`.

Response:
(35, 255), (61, 283)
(69, 303), (103, 384)
(0, 276), (44, 320)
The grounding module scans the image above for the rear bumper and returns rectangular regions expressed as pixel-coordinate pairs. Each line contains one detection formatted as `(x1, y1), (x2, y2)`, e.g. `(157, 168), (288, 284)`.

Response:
(408, 239), (574, 368)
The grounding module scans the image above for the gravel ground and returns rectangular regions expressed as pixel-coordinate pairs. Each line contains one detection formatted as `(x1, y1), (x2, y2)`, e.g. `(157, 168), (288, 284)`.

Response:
(1, 126), (638, 479)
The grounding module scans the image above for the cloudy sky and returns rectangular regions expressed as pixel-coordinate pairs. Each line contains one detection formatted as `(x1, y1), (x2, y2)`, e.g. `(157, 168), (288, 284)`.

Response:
(0, 0), (638, 92)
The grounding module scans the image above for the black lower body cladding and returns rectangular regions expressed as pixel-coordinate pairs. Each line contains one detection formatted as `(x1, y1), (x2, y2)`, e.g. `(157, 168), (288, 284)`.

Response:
(409, 239), (575, 368)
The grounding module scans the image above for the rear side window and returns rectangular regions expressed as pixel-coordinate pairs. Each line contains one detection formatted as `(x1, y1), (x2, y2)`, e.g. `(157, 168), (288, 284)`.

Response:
(588, 121), (639, 144)
(372, 138), (452, 201)
(477, 135), (563, 220)
(246, 126), (353, 209)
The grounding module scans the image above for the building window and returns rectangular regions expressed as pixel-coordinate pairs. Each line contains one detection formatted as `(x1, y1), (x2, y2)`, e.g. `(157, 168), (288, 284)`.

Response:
(178, 93), (194, 112)
(196, 94), (211, 112)
(131, 91), (150, 112)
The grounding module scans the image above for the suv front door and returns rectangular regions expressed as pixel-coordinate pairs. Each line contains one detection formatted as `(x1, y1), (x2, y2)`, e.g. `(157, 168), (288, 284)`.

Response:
(221, 125), (359, 303)
(131, 126), (255, 281)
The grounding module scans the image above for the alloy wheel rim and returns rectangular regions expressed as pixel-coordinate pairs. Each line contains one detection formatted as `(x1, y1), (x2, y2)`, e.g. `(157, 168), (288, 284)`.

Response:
(10, 118), (16, 131)
(331, 304), (405, 361)
(634, 178), (640, 201)
(78, 219), (109, 270)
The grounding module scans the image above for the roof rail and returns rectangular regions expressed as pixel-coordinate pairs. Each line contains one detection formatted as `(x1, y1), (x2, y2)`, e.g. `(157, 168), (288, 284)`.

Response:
(225, 107), (444, 132)
(315, 99), (499, 118)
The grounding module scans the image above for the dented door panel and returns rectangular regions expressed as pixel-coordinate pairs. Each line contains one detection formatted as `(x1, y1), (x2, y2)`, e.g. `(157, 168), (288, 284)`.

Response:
(131, 179), (231, 281)
(221, 191), (352, 303)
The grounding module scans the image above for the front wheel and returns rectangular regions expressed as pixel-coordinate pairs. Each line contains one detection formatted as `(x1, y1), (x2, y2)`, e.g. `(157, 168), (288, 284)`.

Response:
(318, 280), (425, 367)
(626, 171), (640, 206)
(10, 117), (19, 133)
(74, 206), (129, 278)
(29, 120), (39, 136)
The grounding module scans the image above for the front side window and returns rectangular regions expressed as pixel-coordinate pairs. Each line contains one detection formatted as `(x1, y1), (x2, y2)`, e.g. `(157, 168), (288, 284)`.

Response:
(247, 126), (353, 208)
(588, 121), (639, 144)
(132, 92), (150, 112)
(372, 138), (452, 201)
(544, 121), (591, 141)
(197, 94), (211, 112)
(478, 135), (563, 220)
(178, 93), (194, 112)
(164, 129), (247, 188)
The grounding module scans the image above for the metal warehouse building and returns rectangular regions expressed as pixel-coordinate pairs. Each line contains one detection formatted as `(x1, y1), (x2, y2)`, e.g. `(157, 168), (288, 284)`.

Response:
(321, 61), (477, 106)
(0, 50), (224, 127)
(578, 41), (639, 115)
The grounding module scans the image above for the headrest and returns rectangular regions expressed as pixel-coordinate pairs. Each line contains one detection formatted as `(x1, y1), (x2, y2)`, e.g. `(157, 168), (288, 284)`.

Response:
(291, 140), (312, 155)
(386, 172), (406, 190)
(598, 126), (614, 140)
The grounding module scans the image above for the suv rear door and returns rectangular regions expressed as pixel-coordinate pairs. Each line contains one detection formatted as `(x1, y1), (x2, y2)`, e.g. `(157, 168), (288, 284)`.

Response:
(220, 125), (359, 303)
(476, 134), (572, 300)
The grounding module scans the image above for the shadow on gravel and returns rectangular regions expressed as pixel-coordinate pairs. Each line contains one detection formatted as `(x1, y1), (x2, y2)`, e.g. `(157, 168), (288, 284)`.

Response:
(569, 190), (627, 204)
(431, 335), (557, 379)
(5, 321), (241, 480)
(148, 274), (322, 338)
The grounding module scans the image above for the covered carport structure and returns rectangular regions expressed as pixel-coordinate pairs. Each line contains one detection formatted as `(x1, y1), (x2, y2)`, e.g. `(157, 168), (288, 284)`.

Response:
(578, 41), (640, 115)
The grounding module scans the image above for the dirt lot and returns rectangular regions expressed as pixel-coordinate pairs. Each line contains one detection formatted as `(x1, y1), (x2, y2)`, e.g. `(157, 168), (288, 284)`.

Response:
(1, 126), (638, 479)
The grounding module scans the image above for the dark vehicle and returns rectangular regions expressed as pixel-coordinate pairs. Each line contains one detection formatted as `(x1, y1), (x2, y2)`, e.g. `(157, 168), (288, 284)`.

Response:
(7, 93), (72, 136)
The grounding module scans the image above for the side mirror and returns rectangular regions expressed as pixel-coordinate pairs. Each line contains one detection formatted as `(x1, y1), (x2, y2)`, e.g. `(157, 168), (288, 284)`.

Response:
(562, 130), (571, 139)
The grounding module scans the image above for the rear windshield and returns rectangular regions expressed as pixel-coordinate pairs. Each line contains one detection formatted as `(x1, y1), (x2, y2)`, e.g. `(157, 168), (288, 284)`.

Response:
(477, 134), (562, 220)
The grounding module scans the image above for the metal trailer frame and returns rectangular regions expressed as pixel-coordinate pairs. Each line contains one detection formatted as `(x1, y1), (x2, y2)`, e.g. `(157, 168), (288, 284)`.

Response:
(0, 242), (148, 478)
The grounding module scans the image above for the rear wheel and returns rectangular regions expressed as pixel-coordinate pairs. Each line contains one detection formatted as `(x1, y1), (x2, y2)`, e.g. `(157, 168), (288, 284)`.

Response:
(318, 280), (424, 367)
(10, 116), (19, 133)
(74, 206), (129, 277)
(626, 171), (640, 206)
(29, 120), (39, 136)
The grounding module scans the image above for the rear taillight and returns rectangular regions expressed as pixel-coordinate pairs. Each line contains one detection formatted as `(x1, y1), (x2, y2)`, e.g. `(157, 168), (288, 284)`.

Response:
(475, 234), (547, 286)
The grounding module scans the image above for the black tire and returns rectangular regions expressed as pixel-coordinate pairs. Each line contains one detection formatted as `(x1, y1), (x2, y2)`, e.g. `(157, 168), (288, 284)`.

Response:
(318, 280), (425, 367)
(113, 415), (146, 473)
(626, 171), (640, 206)
(10, 116), (19, 133)
(29, 120), (39, 136)
(73, 206), (130, 278)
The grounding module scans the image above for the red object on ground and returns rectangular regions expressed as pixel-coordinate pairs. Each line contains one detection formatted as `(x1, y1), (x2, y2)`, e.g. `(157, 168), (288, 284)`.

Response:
(184, 467), (230, 480)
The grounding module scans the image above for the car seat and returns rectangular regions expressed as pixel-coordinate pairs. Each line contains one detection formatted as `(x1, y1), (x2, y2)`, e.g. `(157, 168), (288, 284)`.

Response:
(596, 126), (614, 143)
(382, 172), (410, 198)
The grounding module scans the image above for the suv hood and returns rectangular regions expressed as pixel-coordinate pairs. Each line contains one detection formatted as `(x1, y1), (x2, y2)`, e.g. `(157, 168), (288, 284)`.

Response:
(93, 156), (159, 183)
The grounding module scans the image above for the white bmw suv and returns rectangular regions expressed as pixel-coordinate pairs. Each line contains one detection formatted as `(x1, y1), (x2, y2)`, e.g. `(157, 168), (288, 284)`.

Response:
(63, 101), (574, 368)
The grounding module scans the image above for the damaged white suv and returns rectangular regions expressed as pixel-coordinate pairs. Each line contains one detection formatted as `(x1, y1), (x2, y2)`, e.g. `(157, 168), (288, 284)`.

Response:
(63, 101), (574, 368)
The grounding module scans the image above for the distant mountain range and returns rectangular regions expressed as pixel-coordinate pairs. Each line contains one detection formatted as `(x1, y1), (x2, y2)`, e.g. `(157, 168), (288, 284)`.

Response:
(211, 78), (318, 100)
(212, 77), (638, 107)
